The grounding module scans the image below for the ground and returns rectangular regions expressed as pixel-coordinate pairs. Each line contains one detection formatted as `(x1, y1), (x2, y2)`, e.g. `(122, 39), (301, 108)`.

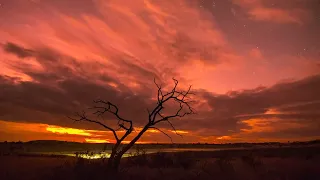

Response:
(1, 146), (320, 180)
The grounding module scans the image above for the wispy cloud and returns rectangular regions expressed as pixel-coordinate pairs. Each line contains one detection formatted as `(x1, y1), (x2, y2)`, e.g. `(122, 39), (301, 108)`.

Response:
(232, 0), (311, 24)
(0, 0), (319, 143)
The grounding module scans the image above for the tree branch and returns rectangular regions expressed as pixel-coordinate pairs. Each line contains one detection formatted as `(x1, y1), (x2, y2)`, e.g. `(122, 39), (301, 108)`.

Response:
(67, 111), (120, 141)
(149, 126), (173, 143)
(67, 77), (195, 170)
(89, 100), (133, 132)
(148, 78), (195, 139)
(68, 100), (135, 144)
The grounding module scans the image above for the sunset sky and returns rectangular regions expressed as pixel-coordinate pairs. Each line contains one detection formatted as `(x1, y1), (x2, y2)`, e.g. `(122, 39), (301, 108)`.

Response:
(0, 0), (320, 143)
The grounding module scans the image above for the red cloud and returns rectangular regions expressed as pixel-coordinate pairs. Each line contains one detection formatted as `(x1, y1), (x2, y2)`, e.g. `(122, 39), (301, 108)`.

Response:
(248, 7), (306, 24)
(233, 0), (310, 24)
(0, 0), (319, 143)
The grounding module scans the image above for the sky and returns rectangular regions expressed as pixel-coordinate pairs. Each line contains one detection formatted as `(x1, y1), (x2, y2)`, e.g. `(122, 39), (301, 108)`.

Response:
(0, 0), (320, 143)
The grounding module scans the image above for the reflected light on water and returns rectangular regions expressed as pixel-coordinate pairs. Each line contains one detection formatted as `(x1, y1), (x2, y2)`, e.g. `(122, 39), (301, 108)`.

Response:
(65, 152), (132, 159)
(62, 148), (226, 159)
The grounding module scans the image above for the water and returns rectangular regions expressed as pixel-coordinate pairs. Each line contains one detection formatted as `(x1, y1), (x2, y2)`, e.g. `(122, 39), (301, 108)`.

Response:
(56, 147), (244, 159)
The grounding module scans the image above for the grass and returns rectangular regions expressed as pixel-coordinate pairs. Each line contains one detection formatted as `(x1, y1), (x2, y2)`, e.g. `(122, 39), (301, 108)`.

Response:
(1, 146), (320, 180)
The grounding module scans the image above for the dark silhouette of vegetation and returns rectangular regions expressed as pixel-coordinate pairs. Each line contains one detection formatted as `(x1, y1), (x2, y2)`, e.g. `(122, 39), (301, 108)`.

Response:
(68, 78), (195, 172)
(2, 146), (320, 180)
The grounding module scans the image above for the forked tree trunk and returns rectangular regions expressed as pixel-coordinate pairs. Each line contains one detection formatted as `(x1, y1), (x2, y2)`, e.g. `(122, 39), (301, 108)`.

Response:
(106, 125), (149, 172)
(107, 155), (122, 172)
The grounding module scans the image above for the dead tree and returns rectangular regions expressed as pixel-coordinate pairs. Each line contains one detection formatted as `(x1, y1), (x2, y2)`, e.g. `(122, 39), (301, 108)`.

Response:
(68, 78), (195, 171)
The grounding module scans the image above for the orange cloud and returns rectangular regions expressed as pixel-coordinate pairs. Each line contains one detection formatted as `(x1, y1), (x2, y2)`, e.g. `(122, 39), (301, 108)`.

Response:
(0, 120), (116, 142)
(169, 130), (189, 134)
(248, 7), (304, 24)
(240, 118), (276, 133)
(0, 0), (319, 144)
(85, 138), (110, 143)
(216, 136), (232, 140)
(0, 120), (87, 142)
(0, 0), (234, 94)
(0, 120), (48, 133)
(233, 0), (309, 24)
(46, 125), (93, 136)
(264, 108), (281, 115)
(0, 120), (194, 143)
(1, 0), (317, 96)
(240, 117), (310, 134)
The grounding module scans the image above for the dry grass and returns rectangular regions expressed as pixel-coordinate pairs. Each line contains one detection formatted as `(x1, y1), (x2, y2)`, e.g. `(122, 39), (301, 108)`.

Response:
(1, 146), (320, 180)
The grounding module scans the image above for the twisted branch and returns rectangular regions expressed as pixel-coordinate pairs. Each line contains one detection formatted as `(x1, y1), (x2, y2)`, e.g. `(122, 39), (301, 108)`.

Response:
(148, 78), (195, 140)
(67, 111), (120, 141)
(68, 100), (133, 143)
(68, 77), (195, 155)
(149, 126), (173, 143)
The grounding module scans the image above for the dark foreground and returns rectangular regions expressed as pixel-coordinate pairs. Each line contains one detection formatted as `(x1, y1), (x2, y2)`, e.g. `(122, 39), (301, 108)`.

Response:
(1, 146), (320, 180)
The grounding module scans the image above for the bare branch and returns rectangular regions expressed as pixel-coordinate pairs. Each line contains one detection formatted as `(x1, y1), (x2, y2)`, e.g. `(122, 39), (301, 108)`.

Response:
(147, 78), (195, 141)
(154, 77), (163, 103)
(67, 77), (195, 171)
(89, 100), (133, 132)
(153, 77), (161, 89)
(67, 111), (120, 141)
(149, 126), (173, 143)
(153, 93), (195, 124)
(151, 105), (164, 123)
(166, 120), (182, 138)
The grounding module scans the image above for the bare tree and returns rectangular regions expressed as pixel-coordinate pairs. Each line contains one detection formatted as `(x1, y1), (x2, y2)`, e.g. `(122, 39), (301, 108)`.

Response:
(68, 78), (195, 171)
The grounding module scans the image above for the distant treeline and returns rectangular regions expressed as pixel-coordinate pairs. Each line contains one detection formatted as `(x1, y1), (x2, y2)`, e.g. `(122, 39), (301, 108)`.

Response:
(1, 139), (320, 154)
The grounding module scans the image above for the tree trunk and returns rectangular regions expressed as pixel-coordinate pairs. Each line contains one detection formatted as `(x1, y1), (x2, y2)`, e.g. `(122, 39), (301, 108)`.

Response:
(107, 143), (121, 172)
(107, 154), (122, 173)
(106, 124), (150, 172)
(118, 125), (149, 157)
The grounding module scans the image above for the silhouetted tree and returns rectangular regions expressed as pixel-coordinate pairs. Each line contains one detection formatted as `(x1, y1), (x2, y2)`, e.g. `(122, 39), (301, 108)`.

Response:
(68, 78), (195, 172)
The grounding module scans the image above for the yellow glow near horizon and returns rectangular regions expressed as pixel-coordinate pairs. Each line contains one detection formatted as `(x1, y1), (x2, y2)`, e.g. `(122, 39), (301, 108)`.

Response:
(265, 108), (281, 115)
(147, 129), (160, 133)
(216, 136), (232, 140)
(46, 125), (93, 136)
(121, 140), (154, 144)
(85, 138), (110, 143)
(170, 130), (189, 134)
(1, 119), (318, 143)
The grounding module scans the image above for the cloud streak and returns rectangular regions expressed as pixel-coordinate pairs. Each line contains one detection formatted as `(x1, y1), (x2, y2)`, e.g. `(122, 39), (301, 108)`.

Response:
(0, 0), (319, 143)
(232, 0), (311, 24)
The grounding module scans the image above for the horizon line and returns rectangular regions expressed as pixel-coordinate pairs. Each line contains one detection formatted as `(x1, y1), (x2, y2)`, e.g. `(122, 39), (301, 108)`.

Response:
(2, 139), (320, 145)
